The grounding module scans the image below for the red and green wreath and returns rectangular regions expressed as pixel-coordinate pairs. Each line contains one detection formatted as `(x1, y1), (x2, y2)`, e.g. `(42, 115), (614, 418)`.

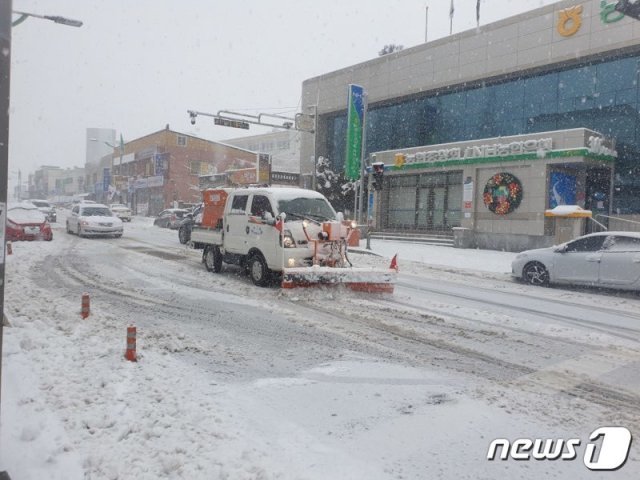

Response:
(483, 172), (523, 215)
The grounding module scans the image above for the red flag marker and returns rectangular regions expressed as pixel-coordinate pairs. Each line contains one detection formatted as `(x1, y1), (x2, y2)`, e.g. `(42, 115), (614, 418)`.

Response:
(390, 254), (398, 271)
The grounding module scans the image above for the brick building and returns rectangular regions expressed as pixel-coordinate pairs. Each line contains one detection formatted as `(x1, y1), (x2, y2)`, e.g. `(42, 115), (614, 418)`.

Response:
(112, 125), (260, 216)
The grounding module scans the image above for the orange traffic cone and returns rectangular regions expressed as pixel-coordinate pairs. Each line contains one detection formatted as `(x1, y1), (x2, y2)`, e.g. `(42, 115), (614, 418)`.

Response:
(6, 241), (12, 255)
(81, 292), (90, 319)
(389, 254), (398, 272)
(125, 326), (137, 362)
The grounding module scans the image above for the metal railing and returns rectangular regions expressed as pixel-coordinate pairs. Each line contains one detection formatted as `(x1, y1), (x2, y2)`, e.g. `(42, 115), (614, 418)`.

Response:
(585, 216), (608, 233)
(595, 214), (640, 232)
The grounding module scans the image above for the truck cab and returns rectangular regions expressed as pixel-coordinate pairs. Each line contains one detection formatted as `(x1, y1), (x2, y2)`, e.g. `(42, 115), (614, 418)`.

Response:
(192, 187), (340, 286)
(224, 187), (337, 271)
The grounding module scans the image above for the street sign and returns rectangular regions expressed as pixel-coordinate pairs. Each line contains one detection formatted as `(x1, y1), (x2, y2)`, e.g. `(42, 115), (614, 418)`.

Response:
(103, 167), (111, 193)
(214, 117), (250, 130)
(295, 113), (315, 133)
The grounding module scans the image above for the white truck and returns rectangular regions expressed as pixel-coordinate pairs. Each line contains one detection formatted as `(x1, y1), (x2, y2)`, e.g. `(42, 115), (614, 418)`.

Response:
(190, 187), (396, 292)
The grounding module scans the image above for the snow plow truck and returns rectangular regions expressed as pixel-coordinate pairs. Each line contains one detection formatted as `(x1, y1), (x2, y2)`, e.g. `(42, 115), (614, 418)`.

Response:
(189, 187), (397, 293)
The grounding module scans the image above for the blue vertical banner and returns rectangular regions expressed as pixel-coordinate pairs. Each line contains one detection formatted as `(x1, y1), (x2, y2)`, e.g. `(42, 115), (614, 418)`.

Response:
(345, 84), (365, 180)
(154, 153), (169, 176)
(103, 167), (111, 193)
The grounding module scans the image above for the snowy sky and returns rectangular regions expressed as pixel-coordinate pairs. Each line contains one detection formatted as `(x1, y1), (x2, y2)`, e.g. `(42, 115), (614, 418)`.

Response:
(8, 0), (557, 182)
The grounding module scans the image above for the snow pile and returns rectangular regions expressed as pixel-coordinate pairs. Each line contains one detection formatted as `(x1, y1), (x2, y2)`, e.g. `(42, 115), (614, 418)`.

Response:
(544, 205), (591, 217)
(0, 239), (292, 479)
(351, 240), (516, 274)
(7, 207), (46, 224)
(2, 216), (638, 479)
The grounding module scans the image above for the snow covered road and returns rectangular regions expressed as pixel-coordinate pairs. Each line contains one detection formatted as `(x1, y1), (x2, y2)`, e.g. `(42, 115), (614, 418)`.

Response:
(1, 215), (639, 479)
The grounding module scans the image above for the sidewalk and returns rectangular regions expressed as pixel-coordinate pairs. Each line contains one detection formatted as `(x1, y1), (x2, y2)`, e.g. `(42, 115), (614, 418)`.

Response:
(351, 240), (516, 274)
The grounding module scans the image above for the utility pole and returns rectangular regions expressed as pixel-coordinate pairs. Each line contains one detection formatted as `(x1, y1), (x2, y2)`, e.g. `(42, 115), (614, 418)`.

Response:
(357, 93), (368, 225)
(0, 0), (12, 424)
(0, 2), (81, 444)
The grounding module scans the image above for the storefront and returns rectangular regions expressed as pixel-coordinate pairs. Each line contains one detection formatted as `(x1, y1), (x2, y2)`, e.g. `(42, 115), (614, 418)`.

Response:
(369, 128), (616, 251)
(301, 0), (640, 226)
(132, 175), (164, 216)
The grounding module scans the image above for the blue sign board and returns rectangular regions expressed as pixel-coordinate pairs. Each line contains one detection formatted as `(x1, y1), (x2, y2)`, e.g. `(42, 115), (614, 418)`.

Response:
(549, 172), (576, 208)
(154, 153), (169, 176)
(103, 167), (111, 193)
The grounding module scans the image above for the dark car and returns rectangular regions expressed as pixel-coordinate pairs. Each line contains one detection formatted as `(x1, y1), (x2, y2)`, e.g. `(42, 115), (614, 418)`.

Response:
(30, 199), (57, 223)
(153, 208), (190, 229)
(178, 204), (203, 244)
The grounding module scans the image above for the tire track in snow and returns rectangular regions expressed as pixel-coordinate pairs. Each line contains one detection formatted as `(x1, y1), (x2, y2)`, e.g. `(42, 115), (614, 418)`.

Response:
(283, 297), (640, 422)
(396, 279), (640, 343)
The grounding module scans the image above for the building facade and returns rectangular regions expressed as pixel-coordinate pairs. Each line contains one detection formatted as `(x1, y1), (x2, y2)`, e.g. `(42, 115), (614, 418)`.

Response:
(370, 128), (615, 250)
(111, 126), (264, 216)
(301, 0), (640, 248)
(28, 165), (86, 200)
(221, 130), (301, 173)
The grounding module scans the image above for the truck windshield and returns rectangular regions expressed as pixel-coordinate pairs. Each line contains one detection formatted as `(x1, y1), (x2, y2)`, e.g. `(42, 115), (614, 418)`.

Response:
(278, 197), (335, 221)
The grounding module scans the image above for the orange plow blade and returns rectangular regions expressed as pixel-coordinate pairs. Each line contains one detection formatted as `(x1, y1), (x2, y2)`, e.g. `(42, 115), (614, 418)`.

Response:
(281, 266), (397, 293)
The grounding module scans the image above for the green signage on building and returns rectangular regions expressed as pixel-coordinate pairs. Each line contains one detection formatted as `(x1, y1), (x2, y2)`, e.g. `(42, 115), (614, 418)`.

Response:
(345, 84), (364, 180)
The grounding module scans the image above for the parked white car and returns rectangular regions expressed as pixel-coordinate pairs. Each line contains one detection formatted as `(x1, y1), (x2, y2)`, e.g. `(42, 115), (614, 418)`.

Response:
(512, 232), (640, 291)
(66, 203), (123, 238)
(110, 203), (132, 222)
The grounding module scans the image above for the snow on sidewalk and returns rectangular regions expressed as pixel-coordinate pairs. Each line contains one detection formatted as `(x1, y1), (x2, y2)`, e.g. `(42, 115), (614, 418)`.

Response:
(352, 240), (516, 274)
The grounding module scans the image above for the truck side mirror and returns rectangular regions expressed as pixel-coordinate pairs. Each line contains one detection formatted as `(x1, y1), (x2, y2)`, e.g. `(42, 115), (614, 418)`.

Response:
(263, 211), (275, 225)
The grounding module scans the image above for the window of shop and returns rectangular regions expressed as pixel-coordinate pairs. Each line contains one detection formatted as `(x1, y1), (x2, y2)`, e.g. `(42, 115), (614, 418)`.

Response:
(384, 171), (462, 232)
(386, 175), (417, 229)
(177, 135), (187, 146)
(189, 161), (201, 175)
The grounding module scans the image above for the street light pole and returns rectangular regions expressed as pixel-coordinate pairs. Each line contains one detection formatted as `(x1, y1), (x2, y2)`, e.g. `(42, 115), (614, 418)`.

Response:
(0, 2), (82, 439)
(12, 10), (83, 27)
(0, 0), (11, 428)
(90, 137), (125, 203)
(312, 104), (318, 191)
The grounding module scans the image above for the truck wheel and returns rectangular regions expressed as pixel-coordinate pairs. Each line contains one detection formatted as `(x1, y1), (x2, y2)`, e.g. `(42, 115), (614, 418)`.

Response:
(248, 253), (270, 287)
(204, 246), (223, 273)
(178, 226), (190, 244)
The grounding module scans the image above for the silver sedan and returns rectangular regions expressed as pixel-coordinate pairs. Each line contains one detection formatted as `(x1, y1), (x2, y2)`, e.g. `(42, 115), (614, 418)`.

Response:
(511, 232), (640, 291)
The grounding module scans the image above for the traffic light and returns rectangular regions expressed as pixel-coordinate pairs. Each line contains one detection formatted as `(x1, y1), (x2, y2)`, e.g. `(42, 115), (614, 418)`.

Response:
(372, 162), (385, 191)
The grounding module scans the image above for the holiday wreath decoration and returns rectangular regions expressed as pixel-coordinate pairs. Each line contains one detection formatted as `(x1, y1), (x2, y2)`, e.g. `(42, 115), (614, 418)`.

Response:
(483, 172), (523, 215)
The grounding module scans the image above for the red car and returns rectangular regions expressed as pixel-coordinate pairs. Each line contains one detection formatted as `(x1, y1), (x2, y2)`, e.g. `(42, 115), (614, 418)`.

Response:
(6, 203), (53, 241)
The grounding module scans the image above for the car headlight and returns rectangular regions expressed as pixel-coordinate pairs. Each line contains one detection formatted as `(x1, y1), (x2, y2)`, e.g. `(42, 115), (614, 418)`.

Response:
(80, 220), (89, 226)
(280, 230), (296, 248)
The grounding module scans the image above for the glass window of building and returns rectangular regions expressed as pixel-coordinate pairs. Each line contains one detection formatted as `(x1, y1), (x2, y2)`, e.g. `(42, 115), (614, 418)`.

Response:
(325, 53), (640, 213)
